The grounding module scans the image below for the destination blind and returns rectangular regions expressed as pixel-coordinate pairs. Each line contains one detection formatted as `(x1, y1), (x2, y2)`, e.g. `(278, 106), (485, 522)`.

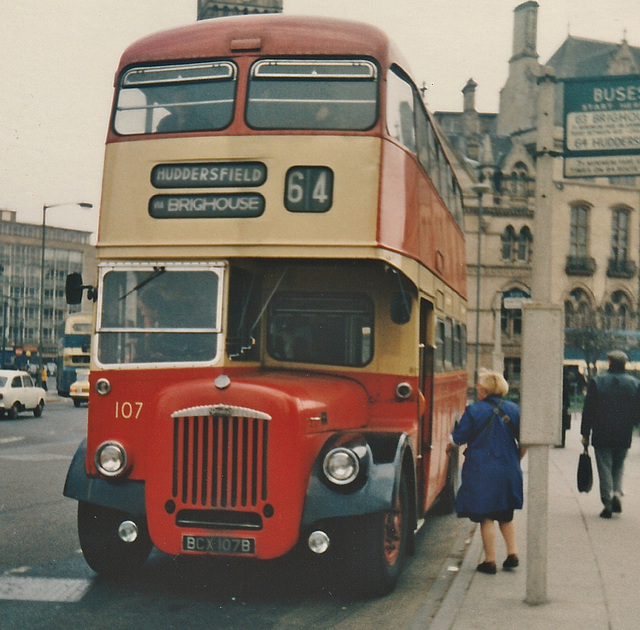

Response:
(151, 162), (267, 188)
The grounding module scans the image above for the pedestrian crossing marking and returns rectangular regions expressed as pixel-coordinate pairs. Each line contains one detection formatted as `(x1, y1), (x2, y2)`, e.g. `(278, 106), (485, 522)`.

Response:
(0, 453), (71, 461)
(0, 437), (25, 445)
(0, 576), (91, 602)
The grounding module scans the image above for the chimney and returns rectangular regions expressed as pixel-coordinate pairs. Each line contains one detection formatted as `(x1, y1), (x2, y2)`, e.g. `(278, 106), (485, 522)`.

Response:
(511, 1), (539, 62)
(497, 1), (541, 136)
(462, 78), (478, 112)
(462, 79), (480, 141)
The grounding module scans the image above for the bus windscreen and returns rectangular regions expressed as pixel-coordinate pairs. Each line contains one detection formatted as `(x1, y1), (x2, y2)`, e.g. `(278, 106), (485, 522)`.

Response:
(97, 267), (221, 365)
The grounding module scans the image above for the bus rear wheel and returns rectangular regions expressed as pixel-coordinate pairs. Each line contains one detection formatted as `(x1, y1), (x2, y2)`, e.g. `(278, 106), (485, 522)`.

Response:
(77, 502), (152, 578)
(340, 475), (409, 598)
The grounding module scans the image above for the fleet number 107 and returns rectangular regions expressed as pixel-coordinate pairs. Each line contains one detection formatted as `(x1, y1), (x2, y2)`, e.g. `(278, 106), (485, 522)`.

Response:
(115, 401), (143, 419)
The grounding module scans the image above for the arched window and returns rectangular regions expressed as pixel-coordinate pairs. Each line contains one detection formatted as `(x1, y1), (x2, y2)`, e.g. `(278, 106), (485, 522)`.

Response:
(501, 290), (523, 339)
(564, 300), (574, 329)
(565, 288), (594, 329)
(517, 226), (532, 262)
(603, 302), (616, 330)
(510, 162), (529, 196)
(604, 290), (634, 331)
(501, 226), (516, 261)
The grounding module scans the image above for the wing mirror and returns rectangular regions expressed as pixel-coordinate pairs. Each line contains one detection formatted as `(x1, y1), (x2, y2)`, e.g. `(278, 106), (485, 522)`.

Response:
(390, 291), (412, 324)
(66, 273), (97, 304)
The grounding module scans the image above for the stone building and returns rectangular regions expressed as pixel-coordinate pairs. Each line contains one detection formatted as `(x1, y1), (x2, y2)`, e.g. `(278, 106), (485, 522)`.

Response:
(0, 209), (95, 364)
(434, 0), (640, 389)
(197, 0), (282, 20)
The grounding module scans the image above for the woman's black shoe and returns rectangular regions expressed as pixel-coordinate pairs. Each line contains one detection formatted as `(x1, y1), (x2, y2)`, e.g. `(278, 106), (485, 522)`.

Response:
(611, 496), (622, 513)
(503, 554), (519, 569)
(476, 561), (497, 574)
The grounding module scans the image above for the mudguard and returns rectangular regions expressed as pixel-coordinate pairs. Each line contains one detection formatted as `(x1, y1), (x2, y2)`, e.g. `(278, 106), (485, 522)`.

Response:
(301, 431), (413, 527)
(63, 438), (146, 517)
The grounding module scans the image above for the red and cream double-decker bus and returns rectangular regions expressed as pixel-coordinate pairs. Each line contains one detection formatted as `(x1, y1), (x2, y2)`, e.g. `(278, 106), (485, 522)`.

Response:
(64, 14), (467, 596)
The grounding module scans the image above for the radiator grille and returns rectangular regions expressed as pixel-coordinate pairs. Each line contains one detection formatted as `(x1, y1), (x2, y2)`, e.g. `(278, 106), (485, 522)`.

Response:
(172, 414), (269, 508)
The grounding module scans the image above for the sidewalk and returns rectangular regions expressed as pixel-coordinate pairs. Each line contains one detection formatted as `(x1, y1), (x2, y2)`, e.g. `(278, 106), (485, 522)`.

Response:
(429, 415), (640, 630)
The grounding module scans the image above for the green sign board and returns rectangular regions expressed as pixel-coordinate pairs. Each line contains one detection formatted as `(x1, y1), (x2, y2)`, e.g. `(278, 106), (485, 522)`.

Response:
(563, 74), (640, 177)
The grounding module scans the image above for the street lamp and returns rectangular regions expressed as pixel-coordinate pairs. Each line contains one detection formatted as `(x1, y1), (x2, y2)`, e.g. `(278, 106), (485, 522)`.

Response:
(38, 202), (93, 384)
(471, 182), (491, 393)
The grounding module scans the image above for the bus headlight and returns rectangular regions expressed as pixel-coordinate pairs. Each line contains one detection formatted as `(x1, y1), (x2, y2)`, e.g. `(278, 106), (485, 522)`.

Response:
(323, 447), (359, 485)
(95, 441), (128, 477)
(95, 378), (111, 396)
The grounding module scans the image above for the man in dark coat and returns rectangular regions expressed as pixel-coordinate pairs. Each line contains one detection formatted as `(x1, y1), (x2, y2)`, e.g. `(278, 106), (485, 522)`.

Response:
(581, 350), (640, 518)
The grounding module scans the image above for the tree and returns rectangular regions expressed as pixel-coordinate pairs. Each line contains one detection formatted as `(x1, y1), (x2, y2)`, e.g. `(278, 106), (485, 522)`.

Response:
(565, 303), (635, 377)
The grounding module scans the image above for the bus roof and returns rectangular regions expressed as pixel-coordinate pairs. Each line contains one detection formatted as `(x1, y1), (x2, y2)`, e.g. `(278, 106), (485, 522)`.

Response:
(115, 14), (411, 81)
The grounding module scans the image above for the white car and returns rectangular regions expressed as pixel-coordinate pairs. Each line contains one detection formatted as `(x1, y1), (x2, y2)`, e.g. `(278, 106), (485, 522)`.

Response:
(0, 370), (46, 419)
(70, 369), (89, 407)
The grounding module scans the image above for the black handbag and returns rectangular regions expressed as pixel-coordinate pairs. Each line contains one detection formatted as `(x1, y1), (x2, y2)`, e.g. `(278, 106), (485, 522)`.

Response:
(577, 446), (593, 493)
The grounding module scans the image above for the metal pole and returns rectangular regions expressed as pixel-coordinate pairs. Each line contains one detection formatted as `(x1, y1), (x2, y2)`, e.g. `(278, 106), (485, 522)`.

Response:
(1, 299), (6, 369)
(471, 183), (490, 392)
(521, 66), (562, 606)
(38, 205), (47, 385)
(38, 202), (93, 384)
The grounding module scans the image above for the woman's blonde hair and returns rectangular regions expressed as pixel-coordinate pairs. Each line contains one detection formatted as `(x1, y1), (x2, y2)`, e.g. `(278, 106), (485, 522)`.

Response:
(477, 369), (509, 397)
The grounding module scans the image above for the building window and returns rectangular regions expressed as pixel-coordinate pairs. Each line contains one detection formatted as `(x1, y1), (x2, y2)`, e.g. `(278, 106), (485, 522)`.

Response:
(570, 204), (590, 258)
(510, 162), (530, 197)
(602, 290), (634, 331)
(611, 207), (629, 262)
(501, 226), (516, 260)
(564, 288), (594, 329)
(517, 226), (532, 262)
(501, 305), (522, 338)
(608, 206), (636, 278)
(567, 204), (596, 276)
(502, 226), (532, 262)
(504, 357), (521, 384)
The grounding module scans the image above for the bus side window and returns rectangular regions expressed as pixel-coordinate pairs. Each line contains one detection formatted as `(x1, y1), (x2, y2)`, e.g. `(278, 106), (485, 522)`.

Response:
(386, 69), (416, 153)
(415, 99), (430, 172)
(453, 322), (462, 368)
(435, 319), (445, 371)
(461, 324), (467, 367)
(444, 317), (453, 370)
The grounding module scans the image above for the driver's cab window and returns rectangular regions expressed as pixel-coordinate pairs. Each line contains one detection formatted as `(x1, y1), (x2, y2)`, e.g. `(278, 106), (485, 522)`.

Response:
(267, 293), (373, 367)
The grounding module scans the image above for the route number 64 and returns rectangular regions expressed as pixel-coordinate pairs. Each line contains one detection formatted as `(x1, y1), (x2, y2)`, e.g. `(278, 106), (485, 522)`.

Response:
(285, 166), (333, 213)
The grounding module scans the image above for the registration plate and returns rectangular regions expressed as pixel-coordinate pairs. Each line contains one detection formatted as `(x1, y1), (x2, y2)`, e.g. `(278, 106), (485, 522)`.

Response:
(182, 535), (255, 555)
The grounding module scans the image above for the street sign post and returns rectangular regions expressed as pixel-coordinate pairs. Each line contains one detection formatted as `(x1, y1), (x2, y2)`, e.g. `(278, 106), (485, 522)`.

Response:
(564, 74), (640, 177)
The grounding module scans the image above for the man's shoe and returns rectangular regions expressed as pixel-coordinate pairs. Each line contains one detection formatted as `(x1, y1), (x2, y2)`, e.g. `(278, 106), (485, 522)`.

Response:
(600, 508), (613, 519)
(503, 554), (519, 570)
(476, 561), (497, 574)
(611, 496), (622, 513)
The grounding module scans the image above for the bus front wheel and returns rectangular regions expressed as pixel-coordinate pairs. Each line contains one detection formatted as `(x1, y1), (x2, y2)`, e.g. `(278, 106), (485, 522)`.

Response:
(77, 502), (152, 578)
(339, 474), (409, 597)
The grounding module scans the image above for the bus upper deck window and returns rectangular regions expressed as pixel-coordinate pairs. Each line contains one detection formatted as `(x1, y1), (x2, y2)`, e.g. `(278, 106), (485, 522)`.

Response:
(114, 61), (237, 135)
(246, 59), (378, 131)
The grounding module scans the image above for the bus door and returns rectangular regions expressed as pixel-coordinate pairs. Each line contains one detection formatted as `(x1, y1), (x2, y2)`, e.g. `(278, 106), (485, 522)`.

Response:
(418, 298), (435, 510)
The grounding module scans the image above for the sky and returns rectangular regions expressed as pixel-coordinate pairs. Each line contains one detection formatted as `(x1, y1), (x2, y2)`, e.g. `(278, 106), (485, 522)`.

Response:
(1, 0), (640, 235)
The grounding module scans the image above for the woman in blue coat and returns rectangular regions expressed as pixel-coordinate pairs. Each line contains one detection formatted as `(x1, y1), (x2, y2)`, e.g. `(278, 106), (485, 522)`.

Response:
(446, 369), (524, 574)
